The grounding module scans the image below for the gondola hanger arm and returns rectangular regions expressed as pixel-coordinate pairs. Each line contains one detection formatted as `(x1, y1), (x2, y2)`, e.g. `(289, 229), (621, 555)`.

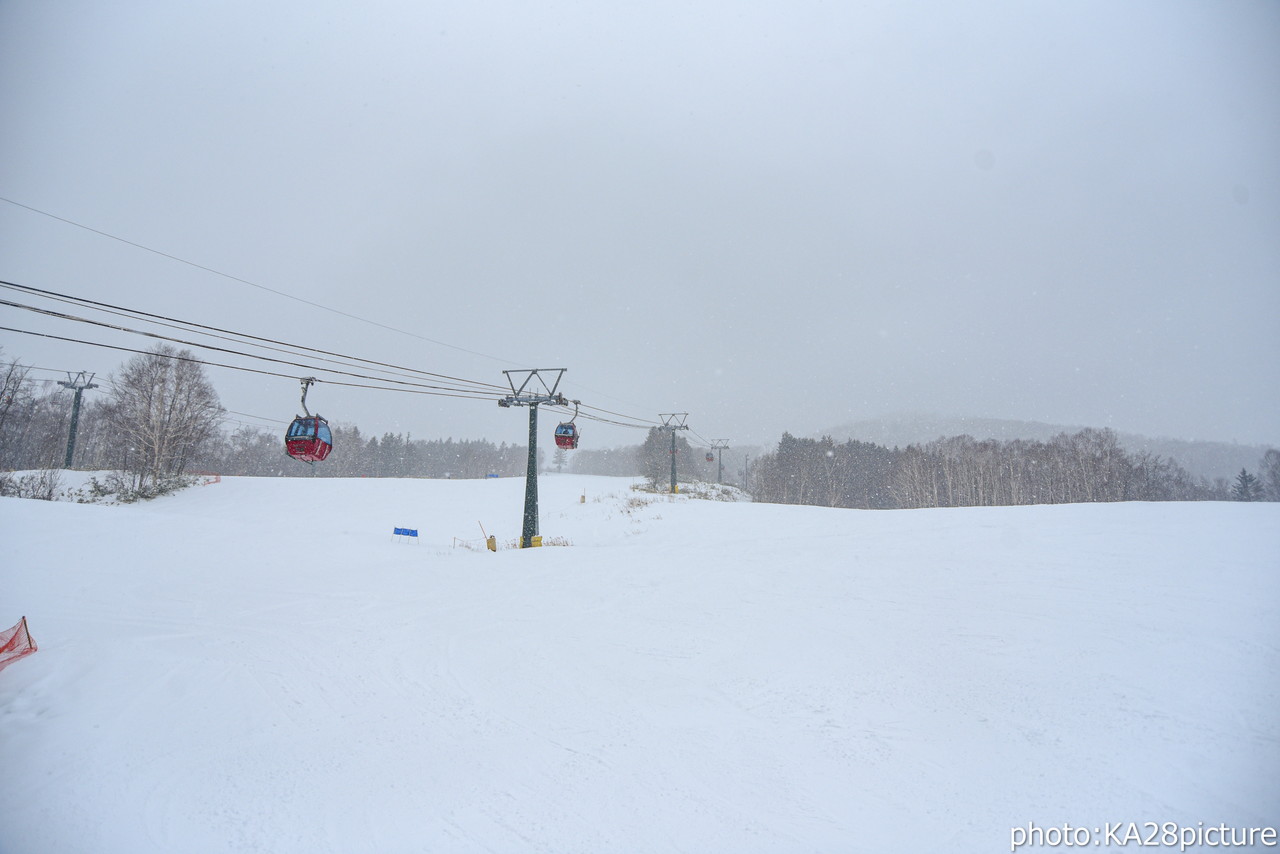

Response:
(299, 376), (317, 417)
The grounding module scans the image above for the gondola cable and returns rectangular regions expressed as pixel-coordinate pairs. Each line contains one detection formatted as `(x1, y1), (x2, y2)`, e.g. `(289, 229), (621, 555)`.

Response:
(0, 280), (508, 393)
(0, 298), (503, 398)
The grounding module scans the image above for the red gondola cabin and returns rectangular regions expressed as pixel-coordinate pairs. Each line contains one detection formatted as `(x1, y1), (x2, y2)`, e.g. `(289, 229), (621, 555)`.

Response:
(554, 422), (579, 450)
(285, 416), (333, 462)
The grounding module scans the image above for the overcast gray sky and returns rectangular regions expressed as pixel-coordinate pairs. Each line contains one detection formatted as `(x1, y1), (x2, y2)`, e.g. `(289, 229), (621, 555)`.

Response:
(2, 0), (1277, 452)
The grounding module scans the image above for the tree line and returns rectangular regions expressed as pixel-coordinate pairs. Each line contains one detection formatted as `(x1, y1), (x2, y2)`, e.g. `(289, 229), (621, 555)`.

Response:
(749, 430), (1280, 508)
(214, 424), (530, 479)
(5, 345), (1277, 507)
(1, 346), (528, 489)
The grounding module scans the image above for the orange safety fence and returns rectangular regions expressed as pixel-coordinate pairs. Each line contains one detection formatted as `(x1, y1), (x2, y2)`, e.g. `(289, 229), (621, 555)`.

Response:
(0, 617), (37, 674)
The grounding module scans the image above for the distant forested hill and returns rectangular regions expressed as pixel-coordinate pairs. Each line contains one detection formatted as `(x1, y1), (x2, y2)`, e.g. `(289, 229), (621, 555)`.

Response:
(820, 414), (1274, 483)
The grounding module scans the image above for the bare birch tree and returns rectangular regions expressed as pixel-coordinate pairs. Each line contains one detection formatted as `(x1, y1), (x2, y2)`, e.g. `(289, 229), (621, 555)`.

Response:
(0, 352), (35, 468)
(1260, 449), (1280, 502)
(100, 345), (224, 490)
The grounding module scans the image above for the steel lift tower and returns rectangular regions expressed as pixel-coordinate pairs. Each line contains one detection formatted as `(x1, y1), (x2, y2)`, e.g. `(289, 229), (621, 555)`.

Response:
(57, 371), (98, 469)
(499, 369), (567, 548)
(658, 412), (690, 494)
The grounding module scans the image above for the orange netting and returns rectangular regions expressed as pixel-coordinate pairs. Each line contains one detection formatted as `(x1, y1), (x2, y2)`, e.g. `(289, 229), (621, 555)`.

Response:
(0, 617), (37, 674)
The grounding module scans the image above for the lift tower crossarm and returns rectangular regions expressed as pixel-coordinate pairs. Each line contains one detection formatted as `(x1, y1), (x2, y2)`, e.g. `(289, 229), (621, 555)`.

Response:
(500, 368), (567, 403)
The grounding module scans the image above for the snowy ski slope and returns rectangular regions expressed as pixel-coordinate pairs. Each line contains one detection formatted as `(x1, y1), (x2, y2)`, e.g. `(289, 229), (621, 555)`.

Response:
(1, 474), (1277, 853)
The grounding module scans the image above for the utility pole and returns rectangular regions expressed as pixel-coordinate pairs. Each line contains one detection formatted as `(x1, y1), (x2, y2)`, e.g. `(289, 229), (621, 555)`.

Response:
(499, 369), (568, 548)
(57, 371), (98, 469)
(710, 440), (730, 484)
(658, 413), (690, 494)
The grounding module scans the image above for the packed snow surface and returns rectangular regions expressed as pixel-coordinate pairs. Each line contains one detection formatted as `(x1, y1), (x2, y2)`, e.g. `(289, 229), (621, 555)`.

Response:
(2, 474), (1277, 853)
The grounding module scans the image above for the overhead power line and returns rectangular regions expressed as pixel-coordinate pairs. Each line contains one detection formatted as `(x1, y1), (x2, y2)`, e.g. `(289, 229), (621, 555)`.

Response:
(0, 280), (506, 393)
(0, 277), (682, 434)
(0, 297), (505, 398)
(0, 195), (521, 366)
(689, 427), (718, 448)
(0, 326), (496, 401)
(1, 322), (663, 430)
(1, 198), (679, 420)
